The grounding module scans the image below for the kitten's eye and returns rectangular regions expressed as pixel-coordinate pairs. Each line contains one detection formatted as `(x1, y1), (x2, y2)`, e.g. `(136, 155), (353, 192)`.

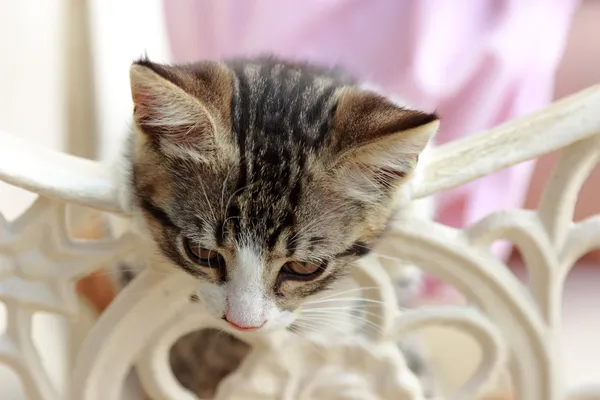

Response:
(183, 238), (224, 268)
(280, 260), (324, 280)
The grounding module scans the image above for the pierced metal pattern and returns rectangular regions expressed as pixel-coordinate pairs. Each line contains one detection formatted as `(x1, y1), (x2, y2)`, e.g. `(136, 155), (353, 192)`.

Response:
(0, 198), (134, 400)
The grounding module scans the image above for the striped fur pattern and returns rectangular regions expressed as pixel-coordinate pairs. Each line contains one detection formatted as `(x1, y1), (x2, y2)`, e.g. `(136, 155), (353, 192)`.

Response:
(124, 56), (439, 398)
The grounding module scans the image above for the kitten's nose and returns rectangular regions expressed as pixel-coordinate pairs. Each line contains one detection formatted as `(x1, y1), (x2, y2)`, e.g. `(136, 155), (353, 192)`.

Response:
(222, 315), (265, 332)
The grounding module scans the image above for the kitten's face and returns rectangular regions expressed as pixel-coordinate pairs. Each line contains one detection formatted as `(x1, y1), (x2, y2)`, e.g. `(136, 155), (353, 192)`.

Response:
(129, 58), (438, 333)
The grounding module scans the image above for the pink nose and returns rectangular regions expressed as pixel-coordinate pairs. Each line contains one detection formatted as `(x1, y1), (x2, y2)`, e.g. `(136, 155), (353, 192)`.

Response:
(222, 315), (265, 332)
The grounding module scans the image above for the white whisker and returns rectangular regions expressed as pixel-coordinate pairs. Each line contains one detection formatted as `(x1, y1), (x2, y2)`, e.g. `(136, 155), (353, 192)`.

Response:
(307, 297), (388, 306)
(294, 316), (355, 336)
(302, 307), (385, 321)
(298, 314), (368, 335)
(309, 286), (380, 302)
(301, 313), (384, 336)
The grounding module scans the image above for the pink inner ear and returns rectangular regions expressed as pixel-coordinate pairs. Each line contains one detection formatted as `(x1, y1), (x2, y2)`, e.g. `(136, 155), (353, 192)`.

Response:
(132, 86), (149, 106)
(132, 88), (166, 124)
(132, 90), (150, 118)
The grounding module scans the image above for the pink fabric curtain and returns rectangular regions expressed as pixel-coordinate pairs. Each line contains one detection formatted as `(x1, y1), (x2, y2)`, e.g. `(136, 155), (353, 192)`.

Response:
(161, 0), (578, 264)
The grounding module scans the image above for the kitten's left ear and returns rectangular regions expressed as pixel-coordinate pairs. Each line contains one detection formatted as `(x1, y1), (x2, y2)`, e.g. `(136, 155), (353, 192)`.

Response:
(129, 58), (233, 158)
(331, 88), (439, 194)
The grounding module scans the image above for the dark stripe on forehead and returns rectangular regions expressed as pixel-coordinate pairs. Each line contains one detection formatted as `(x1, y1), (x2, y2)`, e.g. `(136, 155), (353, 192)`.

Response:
(214, 220), (225, 247)
(228, 72), (252, 242)
(288, 178), (302, 210)
(284, 177), (303, 256)
(289, 73), (313, 141)
(305, 85), (335, 125)
(268, 212), (295, 250)
(229, 60), (347, 155)
(308, 85), (338, 147)
(232, 74), (249, 189)
(225, 203), (242, 242)
(225, 58), (353, 248)
(253, 64), (276, 135)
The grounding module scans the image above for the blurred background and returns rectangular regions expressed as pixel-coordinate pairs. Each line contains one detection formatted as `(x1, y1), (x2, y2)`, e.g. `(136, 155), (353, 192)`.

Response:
(0, 0), (599, 398)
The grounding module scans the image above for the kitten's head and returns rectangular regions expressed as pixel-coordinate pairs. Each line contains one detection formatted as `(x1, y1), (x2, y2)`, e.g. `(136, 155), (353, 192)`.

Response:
(128, 57), (438, 333)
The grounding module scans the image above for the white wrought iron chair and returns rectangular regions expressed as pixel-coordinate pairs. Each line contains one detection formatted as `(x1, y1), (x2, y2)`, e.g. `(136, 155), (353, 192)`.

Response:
(0, 1), (599, 399)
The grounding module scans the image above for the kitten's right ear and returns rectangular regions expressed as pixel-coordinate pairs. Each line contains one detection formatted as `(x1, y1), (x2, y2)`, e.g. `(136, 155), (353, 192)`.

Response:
(129, 59), (231, 158)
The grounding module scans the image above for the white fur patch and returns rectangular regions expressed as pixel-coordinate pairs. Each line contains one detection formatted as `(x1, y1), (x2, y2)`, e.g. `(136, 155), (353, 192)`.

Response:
(225, 245), (268, 328)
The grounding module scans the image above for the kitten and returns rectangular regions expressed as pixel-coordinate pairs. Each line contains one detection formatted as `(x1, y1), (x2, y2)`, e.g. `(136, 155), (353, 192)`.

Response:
(117, 56), (439, 397)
